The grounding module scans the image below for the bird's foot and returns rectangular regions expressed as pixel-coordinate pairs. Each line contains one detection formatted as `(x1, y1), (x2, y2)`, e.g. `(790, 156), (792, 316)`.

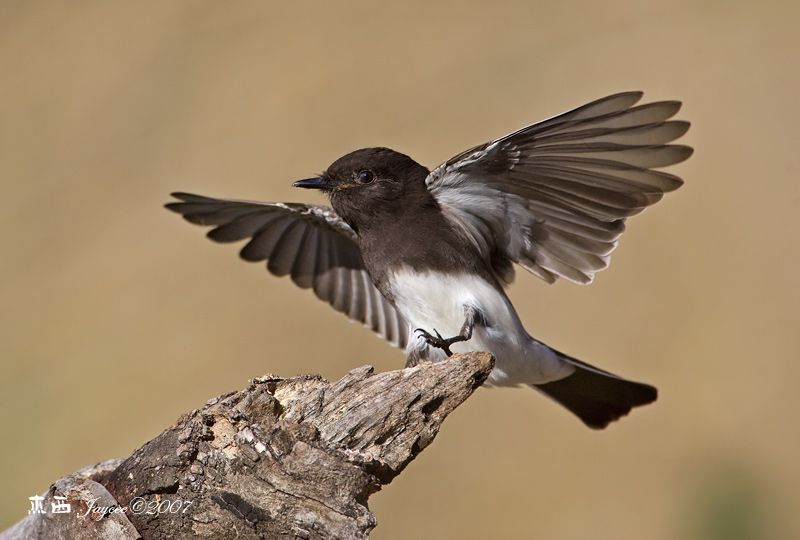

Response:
(414, 328), (469, 357)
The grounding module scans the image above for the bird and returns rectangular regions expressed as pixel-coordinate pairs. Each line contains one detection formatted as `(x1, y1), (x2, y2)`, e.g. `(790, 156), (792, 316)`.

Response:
(166, 91), (691, 429)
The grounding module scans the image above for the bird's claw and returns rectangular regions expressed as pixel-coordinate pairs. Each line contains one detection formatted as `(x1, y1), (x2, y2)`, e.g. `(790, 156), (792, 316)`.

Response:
(414, 327), (454, 356)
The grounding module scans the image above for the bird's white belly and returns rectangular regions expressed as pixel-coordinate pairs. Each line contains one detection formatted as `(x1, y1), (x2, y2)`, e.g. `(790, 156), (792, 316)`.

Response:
(388, 268), (574, 386)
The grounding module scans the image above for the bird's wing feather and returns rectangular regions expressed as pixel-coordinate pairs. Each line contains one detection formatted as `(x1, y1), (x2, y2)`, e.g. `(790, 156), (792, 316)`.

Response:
(166, 192), (408, 348)
(426, 91), (692, 284)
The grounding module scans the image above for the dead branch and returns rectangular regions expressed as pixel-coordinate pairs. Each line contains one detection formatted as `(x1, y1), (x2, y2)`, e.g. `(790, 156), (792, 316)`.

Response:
(1, 352), (494, 540)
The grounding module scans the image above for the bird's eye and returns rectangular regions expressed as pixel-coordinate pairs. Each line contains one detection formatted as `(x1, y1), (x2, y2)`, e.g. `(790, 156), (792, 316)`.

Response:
(356, 170), (375, 184)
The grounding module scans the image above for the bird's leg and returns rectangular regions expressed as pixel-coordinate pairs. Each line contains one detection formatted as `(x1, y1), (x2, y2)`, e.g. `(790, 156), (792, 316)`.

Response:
(414, 305), (480, 357)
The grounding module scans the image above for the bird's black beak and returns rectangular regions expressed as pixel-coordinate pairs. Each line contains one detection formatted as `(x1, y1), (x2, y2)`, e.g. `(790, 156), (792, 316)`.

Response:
(292, 177), (328, 190)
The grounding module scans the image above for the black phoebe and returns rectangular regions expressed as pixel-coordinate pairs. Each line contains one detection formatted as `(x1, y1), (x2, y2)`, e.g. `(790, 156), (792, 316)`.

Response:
(167, 91), (691, 429)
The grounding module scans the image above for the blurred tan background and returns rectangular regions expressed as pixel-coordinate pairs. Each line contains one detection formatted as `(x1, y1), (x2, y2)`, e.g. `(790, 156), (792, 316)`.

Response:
(1, 1), (798, 538)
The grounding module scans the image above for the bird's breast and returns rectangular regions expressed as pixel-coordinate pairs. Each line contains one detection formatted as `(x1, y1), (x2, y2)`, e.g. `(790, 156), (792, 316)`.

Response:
(387, 267), (575, 386)
(386, 268), (523, 339)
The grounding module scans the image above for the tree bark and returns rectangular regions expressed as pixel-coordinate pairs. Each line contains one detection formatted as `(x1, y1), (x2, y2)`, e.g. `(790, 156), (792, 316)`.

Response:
(1, 352), (494, 540)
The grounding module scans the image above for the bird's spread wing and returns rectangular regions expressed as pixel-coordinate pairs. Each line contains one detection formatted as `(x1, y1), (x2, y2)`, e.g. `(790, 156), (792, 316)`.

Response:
(426, 91), (692, 285)
(166, 192), (408, 348)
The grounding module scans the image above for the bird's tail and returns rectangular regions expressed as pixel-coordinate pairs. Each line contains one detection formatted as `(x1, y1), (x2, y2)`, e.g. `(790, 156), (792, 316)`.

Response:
(532, 349), (657, 429)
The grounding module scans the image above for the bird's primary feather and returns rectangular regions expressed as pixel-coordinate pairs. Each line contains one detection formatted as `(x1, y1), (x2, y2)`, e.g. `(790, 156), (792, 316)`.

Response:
(166, 193), (408, 348)
(427, 91), (692, 284)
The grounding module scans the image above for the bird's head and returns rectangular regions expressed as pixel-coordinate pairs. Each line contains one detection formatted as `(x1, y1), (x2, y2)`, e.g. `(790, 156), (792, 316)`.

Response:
(293, 147), (432, 232)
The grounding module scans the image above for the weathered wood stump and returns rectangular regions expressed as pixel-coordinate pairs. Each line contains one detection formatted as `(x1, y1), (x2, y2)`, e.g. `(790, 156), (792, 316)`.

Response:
(1, 352), (494, 540)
